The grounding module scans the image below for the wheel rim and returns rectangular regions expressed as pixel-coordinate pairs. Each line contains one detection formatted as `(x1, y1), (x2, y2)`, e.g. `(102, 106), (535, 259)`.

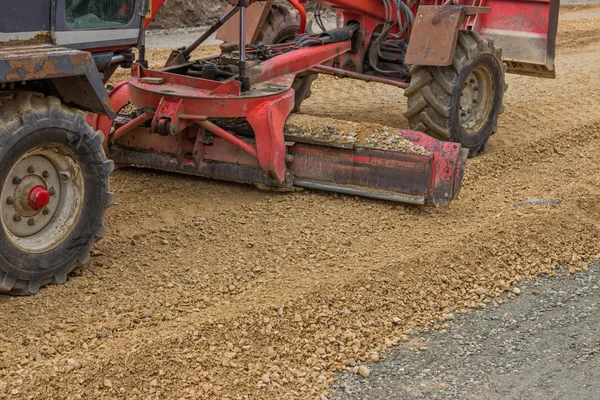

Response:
(1, 146), (85, 254)
(459, 65), (495, 135)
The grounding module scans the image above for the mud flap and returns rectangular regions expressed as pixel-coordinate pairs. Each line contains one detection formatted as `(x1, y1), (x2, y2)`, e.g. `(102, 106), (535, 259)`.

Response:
(405, 5), (492, 66)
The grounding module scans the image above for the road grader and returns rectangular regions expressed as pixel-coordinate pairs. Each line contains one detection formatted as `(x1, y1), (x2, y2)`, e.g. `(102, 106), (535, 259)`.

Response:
(0, 0), (558, 294)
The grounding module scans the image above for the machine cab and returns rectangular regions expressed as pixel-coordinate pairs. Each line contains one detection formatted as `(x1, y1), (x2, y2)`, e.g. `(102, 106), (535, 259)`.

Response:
(55, 0), (145, 50)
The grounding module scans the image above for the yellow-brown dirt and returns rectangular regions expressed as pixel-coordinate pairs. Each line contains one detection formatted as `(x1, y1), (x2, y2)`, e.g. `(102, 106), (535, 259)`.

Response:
(2, 6), (600, 400)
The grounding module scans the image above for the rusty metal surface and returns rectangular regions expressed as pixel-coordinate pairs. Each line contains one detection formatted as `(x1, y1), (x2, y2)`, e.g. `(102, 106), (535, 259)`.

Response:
(0, 45), (114, 117)
(405, 6), (464, 66)
(406, 5), (492, 66)
(0, 32), (53, 47)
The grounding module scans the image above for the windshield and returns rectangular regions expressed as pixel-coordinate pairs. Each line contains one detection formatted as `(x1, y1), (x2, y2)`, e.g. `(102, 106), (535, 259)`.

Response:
(66, 0), (135, 29)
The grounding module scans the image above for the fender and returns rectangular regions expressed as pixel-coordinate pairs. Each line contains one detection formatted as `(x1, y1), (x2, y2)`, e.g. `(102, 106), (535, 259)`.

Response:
(405, 5), (492, 66)
(0, 45), (115, 118)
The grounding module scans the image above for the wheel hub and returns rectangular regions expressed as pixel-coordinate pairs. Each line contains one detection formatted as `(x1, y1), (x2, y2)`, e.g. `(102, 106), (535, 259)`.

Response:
(0, 148), (84, 253)
(459, 66), (495, 135)
(28, 186), (51, 211)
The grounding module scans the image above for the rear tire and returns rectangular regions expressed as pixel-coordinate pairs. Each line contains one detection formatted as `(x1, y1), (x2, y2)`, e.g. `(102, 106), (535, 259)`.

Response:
(0, 92), (113, 295)
(256, 4), (316, 113)
(404, 31), (507, 157)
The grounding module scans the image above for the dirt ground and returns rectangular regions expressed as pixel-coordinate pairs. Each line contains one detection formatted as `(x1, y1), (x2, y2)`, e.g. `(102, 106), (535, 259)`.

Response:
(150, 0), (318, 29)
(150, 0), (227, 29)
(2, 4), (600, 400)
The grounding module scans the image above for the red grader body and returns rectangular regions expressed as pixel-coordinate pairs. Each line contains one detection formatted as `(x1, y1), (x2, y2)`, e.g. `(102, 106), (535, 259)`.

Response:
(0, 0), (558, 293)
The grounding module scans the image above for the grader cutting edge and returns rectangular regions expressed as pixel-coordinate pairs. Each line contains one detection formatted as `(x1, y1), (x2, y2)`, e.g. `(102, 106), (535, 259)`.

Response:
(0, 0), (558, 294)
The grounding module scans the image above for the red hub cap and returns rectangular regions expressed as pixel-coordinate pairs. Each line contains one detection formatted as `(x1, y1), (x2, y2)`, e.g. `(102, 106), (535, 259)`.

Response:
(28, 185), (51, 211)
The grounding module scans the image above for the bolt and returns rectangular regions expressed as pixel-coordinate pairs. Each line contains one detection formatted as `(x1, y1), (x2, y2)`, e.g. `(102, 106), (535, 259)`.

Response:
(473, 99), (478, 104)
(12, 176), (21, 185)
(42, 171), (49, 179)
(470, 79), (475, 84)
(13, 214), (22, 222)
(418, 15), (423, 21)
(6, 197), (15, 205)
(461, 112), (467, 117)
(42, 207), (50, 216)
(27, 166), (34, 174)
(474, 86), (479, 91)
(49, 188), (56, 196)
(450, 15), (455, 21)
(27, 218), (35, 226)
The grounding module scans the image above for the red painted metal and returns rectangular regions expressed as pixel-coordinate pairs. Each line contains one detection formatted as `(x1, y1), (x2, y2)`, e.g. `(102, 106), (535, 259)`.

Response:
(247, 41), (351, 85)
(287, 0), (307, 34)
(90, 2), (473, 206)
(87, 0), (557, 206)
(87, 81), (131, 146)
(95, 0), (562, 206)
(198, 119), (259, 159)
(28, 186), (50, 211)
(112, 112), (153, 143)
(145, 0), (168, 29)
(246, 90), (294, 183)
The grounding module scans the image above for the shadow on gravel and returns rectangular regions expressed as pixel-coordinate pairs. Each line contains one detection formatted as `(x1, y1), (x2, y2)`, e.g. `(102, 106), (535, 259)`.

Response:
(331, 262), (600, 400)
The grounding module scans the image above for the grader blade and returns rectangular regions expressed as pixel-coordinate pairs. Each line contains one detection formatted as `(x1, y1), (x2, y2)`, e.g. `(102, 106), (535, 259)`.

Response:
(96, 76), (467, 207)
(286, 130), (467, 206)
(108, 129), (467, 206)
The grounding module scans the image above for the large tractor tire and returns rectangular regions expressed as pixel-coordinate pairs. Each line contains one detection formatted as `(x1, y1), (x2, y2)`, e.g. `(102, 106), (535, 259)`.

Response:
(404, 31), (507, 157)
(257, 4), (316, 113)
(0, 92), (113, 295)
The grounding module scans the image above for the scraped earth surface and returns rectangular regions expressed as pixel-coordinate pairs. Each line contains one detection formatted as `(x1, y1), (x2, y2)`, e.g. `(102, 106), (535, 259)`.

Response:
(331, 262), (600, 399)
(2, 5), (600, 400)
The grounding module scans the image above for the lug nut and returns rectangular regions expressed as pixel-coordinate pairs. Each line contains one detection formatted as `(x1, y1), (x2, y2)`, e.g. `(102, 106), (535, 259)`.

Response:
(27, 166), (34, 174)
(13, 214), (22, 222)
(42, 171), (49, 179)
(461, 112), (467, 117)
(27, 218), (35, 226)
(12, 176), (21, 185)
(470, 79), (475, 84)
(6, 196), (15, 205)
(49, 188), (56, 196)
(474, 86), (479, 91)
(42, 207), (50, 216)
(473, 99), (478, 104)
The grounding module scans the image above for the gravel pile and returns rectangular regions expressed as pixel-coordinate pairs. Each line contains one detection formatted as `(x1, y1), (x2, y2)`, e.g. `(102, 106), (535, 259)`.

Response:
(286, 114), (429, 154)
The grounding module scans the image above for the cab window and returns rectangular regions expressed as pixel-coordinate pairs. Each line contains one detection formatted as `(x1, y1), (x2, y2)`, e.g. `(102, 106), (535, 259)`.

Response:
(66, 0), (135, 29)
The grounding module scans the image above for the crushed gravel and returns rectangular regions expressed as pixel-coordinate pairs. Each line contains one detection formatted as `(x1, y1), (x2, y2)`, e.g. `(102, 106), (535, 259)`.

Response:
(1, 5), (600, 400)
(331, 262), (600, 400)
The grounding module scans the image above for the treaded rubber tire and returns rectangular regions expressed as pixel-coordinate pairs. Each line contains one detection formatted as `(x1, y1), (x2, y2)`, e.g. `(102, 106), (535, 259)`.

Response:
(0, 92), (114, 295)
(256, 4), (316, 113)
(404, 31), (507, 157)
